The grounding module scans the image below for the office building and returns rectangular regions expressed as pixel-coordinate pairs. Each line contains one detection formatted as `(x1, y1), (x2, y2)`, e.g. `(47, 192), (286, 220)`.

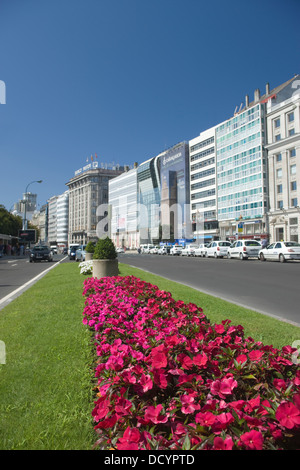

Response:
(66, 162), (124, 245)
(189, 127), (218, 242)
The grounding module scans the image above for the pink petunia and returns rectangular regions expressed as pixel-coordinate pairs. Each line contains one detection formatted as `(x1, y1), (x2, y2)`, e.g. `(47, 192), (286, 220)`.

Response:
(180, 393), (200, 414)
(144, 404), (168, 424)
(195, 411), (216, 427)
(117, 426), (141, 450)
(210, 377), (238, 399)
(275, 402), (300, 429)
(213, 436), (234, 450)
(239, 430), (264, 450)
(249, 350), (264, 361)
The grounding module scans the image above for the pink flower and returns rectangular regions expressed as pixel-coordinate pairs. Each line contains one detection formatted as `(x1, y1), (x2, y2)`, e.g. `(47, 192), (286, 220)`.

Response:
(195, 411), (216, 427)
(213, 436), (234, 450)
(117, 426), (141, 450)
(148, 345), (168, 369)
(239, 430), (264, 450)
(210, 377), (238, 399)
(249, 350), (264, 361)
(193, 352), (208, 367)
(275, 402), (300, 429)
(144, 404), (168, 424)
(180, 393), (200, 414)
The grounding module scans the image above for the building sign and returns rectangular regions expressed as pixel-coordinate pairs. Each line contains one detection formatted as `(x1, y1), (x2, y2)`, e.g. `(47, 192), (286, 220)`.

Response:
(75, 161), (99, 176)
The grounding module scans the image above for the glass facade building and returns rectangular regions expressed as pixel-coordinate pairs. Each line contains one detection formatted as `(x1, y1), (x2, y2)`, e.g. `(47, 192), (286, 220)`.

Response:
(216, 103), (268, 240)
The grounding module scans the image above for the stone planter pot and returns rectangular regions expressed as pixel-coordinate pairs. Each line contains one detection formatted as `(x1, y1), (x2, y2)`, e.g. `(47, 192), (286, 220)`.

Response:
(93, 259), (119, 278)
(85, 252), (93, 261)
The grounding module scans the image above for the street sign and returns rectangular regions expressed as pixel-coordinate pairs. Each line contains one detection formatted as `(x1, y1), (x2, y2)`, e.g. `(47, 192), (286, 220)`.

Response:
(18, 229), (36, 243)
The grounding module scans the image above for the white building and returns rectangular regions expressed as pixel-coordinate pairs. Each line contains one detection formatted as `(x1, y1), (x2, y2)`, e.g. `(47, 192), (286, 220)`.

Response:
(265, 75), (300, 242)
(189, 127), (218, 242)
(56, 191), (69, 248)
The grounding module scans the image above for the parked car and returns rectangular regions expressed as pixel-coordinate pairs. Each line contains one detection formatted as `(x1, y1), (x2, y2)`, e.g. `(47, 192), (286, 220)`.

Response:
(62, 247), (68, 255)
(170, 245), (183, 256)
(158, 246), (170, 255)
(116, 247), (125, 253)
(69, 245), (79, 260)
(204, 241), (231, 258)
(227, 239), (261, 260)
(150, 246), (159, 254)
(259, 241), (300, 262)
(75, 245), (87, 262)
(30, 245), (53, 263)
(143, 244), (155, 254)
(194, 244), (208, 257)
(50, 245), (58, 254)
(181, 245), (197, 256)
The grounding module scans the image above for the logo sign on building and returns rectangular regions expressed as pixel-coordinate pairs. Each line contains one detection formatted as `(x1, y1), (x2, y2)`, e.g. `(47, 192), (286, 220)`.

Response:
(18, 229), (36, 243)
(75, 161), (99, 176)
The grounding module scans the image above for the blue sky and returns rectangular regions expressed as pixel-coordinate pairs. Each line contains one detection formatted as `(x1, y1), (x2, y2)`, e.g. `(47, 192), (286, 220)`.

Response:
(0, 0), (299, 211)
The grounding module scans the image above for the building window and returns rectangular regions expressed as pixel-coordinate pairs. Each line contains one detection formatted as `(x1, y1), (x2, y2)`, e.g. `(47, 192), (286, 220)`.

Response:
(291, 198), (298, 207)
(277, 200), (284, 209)
(275, 134), (281, 142)
(276, 168), (282, 178)
(290, 164), (297, 175)
(277, 184), (283, 193)
(274, 118), (280, 128)
(290, 148), (296, 158)
(289, 128), (295, 136)
(288, 112), (294, 122)
(291, 181), (297, 191)
(276, 153), (282, 162)
(290, 218), (298, 225)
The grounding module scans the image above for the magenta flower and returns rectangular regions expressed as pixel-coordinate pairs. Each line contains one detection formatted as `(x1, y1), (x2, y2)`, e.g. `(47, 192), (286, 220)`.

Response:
(239, 430), (264, 450)
(275, 402), (300, 429)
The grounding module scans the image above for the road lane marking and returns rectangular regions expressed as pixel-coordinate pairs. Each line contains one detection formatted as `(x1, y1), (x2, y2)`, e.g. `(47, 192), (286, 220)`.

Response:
(0, 257), (68, 308)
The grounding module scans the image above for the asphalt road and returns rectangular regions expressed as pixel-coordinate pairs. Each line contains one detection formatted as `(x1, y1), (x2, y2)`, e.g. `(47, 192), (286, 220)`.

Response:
(0, 254), (66, 310)
(119, 253), (300, 327)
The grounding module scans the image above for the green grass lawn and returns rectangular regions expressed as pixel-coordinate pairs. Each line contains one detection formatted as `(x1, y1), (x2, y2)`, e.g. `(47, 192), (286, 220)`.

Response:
(0, 260), (299, 450)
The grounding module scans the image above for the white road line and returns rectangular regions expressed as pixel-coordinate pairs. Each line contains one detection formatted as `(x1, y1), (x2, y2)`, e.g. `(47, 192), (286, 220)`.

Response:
(0, 257), (68, 307)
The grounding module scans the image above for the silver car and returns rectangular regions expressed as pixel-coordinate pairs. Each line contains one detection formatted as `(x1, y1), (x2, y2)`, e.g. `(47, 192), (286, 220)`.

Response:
(259, 241), (300, 263)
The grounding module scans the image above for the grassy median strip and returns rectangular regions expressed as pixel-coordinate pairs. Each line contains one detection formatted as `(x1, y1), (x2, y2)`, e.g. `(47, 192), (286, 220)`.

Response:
(0, 262), (95, 450)
(0, 261), (299, 450)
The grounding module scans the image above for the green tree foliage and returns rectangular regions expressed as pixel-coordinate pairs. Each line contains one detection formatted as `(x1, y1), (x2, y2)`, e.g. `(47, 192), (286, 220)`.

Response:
(0, 205), (22, 236)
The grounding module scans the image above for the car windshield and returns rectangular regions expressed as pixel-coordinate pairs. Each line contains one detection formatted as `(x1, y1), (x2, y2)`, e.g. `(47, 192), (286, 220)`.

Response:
(285, 242), (300, 247)
(244, 241), (261, 246)
(219, 242), (231, 246)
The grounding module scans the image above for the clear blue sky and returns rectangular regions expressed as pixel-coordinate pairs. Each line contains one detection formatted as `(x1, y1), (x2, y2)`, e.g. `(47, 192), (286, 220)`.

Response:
(0, 0), (299, 211)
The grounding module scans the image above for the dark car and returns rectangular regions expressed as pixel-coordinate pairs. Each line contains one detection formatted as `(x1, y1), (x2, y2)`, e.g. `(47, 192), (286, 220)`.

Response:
(30, 245), (53, 263)
(69, 245), (79, 260)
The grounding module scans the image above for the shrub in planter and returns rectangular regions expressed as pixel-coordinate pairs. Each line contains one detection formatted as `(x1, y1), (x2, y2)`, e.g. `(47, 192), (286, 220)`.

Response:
(85, 241), (95, 260)
(92, 237), (118, 278)
(83, 275), (300, 451)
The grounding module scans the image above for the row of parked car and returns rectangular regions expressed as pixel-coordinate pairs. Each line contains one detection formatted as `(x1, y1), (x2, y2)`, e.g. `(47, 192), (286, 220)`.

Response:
(142, 240), (300, 263)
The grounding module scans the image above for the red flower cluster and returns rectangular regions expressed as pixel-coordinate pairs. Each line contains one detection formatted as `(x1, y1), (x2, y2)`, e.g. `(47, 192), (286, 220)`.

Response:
(82, 275), (300, 450)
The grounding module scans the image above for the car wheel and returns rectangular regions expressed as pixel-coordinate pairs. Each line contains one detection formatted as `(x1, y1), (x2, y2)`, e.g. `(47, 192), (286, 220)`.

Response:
(239, 252), (244, 260)
(214, 252), (218, 258)
(260, 253), (265, 261)
(227, 252), (231, 259)
(279, 254), (286, 263)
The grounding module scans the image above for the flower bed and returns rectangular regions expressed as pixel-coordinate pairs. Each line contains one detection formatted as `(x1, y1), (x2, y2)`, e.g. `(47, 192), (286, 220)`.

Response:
(82, 275), (300, 450)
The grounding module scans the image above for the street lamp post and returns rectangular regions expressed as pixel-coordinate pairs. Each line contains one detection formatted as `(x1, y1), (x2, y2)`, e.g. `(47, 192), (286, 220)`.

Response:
(22, 180), (43, 230)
